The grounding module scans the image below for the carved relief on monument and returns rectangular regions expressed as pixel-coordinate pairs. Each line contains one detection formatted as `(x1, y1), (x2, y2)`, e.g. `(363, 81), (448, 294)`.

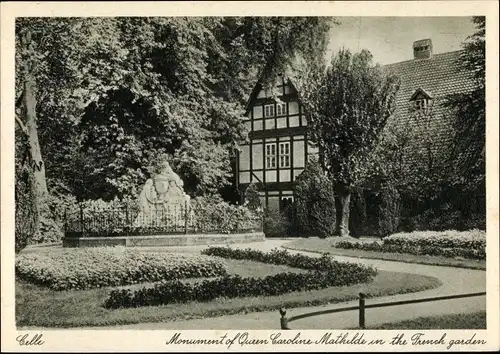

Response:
(134, 159), (191, 227)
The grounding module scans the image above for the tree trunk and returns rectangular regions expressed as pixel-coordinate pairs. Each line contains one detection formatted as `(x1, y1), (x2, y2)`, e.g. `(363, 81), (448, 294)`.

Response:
(334, 184), (351, 237)
(21, 29), (50, 239)
(24, 78), (49, 202)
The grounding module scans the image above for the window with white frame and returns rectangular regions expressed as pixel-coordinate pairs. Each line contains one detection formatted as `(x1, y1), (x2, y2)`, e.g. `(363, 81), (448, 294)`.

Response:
(264, 104), (275, 118)
(276, 103), (287, 116)
(280, 196), (294, 211)
(279, 142), (290, 168)
(265, 143), (276, 168)
(414, 98), (429, 110)
(410, 89), (433, 112)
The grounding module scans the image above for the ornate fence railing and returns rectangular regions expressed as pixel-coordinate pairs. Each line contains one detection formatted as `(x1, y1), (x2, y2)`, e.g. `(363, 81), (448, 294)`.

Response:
(64, 202), (263, 238)
(279, 291), (486, 329)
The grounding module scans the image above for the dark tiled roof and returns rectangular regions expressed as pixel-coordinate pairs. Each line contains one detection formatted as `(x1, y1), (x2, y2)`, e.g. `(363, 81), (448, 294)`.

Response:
(383, 50), (476, 152)
(385, 50), (475, 107)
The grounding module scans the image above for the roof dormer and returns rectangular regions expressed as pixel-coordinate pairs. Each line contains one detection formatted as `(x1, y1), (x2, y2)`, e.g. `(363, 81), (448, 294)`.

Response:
(410, 88), (433, 111)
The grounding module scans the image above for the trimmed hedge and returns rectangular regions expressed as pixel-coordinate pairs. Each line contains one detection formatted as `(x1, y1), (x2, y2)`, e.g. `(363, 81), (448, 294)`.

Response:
(334, 230), (486, 260)
(202, 246), (342, 271)
(294, 160), (336, 238)
(263, 208), (292, 238)
(348, 185), (401, 238)
(15, 247), (228, 290)
(190, 195), (262, 233)
(105, 247), (378, 309)
(385, 230), (485, 250)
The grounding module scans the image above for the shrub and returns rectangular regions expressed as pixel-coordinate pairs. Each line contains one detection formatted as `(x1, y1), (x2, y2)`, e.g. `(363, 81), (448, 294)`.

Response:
(202, 246), (357, 271)
(384, 230), (486, 250)
(15, 168), (38, 253)
(263, 208), (291, 238)
(65, 195), (262, 236)
(294, 160), (336, 238)
(349, 188), (367, 237)
(190, 195), (262, 233)
(373, 184), (401, 237)
(244, 182), (262, 211)
(333, 230), (486, 260)
(105, 247), (378, 308)
(348, 184), (400, 237)
(15, 247), (228, 290)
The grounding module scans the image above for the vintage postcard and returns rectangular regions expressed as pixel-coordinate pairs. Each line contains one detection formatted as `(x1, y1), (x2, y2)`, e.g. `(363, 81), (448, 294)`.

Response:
(1, 1), (499, 352)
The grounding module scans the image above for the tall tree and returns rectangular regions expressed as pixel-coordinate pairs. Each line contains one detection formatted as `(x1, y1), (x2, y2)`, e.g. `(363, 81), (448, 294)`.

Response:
(15, 17), (129, 244)
(445, 16), (486, 193)
(297, 49), (400, 237)
(78, 17), (333, 199)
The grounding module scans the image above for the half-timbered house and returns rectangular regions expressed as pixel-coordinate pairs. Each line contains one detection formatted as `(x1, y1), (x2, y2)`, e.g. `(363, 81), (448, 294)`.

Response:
(235, 39), (476, 212)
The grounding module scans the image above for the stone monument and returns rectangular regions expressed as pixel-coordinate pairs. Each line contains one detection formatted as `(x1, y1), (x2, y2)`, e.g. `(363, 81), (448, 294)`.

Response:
(134, 159), (191, 228)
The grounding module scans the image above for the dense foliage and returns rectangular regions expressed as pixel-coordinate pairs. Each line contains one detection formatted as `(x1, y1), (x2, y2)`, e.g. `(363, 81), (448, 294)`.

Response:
(445, 16), (485, 192)
(294, 159), (336, 237)
(296, 49), (400, 236)
(189, 195), (262, 233)
(15, 17), (333, 249)
(262, 208), (292, 238)
(364, 17), (486, 232)
(15, 247), (228, 290)
(63, 194), (262, 236)
(334, 230), (485, 260)
(15, 168), (38, 252)
(105, 247), (377, 308)
(347, 185), (401, 237)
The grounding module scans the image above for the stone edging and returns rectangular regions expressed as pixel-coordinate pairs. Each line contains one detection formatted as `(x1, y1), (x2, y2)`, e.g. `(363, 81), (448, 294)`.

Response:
(62, 232), (265, 247)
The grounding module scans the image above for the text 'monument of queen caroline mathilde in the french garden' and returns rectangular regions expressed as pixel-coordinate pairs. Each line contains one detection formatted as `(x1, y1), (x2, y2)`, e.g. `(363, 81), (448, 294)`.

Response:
(3, 4), (499, 353)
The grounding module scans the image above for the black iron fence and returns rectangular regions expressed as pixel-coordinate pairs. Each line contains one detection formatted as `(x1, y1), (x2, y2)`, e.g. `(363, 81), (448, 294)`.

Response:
(279, 291), (486, 329)
(64, 202), (263, 238)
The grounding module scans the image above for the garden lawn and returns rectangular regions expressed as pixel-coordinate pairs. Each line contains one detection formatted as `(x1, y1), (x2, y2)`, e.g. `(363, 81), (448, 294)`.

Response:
(368, 311), (486, 329)
(283, 238), (486, 270)
(16, 260), (441, 328)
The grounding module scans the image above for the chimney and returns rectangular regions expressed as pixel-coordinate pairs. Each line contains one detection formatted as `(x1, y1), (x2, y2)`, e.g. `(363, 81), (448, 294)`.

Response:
(413, 39), (433, 60)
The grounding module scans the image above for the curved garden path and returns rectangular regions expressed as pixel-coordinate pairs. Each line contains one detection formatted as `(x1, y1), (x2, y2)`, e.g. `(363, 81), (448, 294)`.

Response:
(68, 238), (487, 330)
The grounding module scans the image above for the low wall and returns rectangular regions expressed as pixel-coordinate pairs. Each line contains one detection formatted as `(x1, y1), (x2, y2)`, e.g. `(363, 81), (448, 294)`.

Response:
(62, 232), (265, 248)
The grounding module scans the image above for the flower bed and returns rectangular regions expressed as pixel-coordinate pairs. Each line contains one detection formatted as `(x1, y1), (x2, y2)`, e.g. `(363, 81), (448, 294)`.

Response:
(15, 247), (228, 290)
(201, 246), (352, 271)
(334, 230), (486, 260)
(105, 247), (377, 309)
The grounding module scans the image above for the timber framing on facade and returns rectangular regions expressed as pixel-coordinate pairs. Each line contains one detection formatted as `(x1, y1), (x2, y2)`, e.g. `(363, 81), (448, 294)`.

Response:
(235, 38), (475, 212)
(235, 74), (319, 212)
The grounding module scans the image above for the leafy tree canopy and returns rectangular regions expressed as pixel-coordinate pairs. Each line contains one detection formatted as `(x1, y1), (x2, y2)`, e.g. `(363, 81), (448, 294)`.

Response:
(15, 17), (333, 201)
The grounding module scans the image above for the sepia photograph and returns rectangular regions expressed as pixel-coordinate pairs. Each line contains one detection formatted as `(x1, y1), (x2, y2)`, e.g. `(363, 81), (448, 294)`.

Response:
(1, 1), (499, 352)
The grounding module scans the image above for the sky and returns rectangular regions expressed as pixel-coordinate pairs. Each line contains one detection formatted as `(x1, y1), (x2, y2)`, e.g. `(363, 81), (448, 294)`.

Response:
(327, 17), (477, 65)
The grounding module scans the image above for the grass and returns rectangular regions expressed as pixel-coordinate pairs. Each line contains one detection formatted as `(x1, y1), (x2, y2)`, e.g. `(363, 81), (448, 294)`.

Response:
(16, 259), (441, 328)
(284, 238), (486, 270)
(121, 258), (308, 289)
(369, 312), (486, 329)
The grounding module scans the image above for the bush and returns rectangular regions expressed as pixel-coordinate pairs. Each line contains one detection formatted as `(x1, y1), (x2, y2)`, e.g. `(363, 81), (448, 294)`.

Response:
(384, 230), (486, 250)
(373, 184), (401, 237)
(202, 246), (342, 270)
(333, 230), (486, 260)
(244, 182), (262, 211)
(105, 247), (378, 308)
(294, 160), (336, 238)
(263, 208), (290, 237)
(15, 168), (38, 253)
(190, 195), (262, 233)
(16, 247), (228, 290)
(65, 195), (262, 236)
(348, 184), (400, 237)
(349, 188), (367, 237)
